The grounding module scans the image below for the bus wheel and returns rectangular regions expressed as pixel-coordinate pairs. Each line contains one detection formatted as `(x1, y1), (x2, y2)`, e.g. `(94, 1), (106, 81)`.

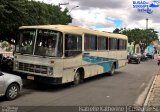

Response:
(109, 64), (115, 75)
(73, 72), (81, 86)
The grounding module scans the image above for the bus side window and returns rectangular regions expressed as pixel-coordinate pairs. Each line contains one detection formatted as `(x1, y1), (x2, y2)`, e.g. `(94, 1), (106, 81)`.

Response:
(65, 34), (82, 57)
(84, 34), (97, 51)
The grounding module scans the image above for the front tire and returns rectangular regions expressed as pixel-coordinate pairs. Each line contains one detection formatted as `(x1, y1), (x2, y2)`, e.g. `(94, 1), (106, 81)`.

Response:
(73, 72), (81, 86)
(6, 83), (20, 100)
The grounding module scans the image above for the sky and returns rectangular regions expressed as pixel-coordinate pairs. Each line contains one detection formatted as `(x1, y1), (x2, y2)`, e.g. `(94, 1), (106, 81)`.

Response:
(35, 0), (160, 37)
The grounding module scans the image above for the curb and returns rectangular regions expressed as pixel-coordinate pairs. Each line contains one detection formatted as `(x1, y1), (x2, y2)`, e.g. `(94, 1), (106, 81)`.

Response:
(143, 68), (160, 111)
(134, 67), (160, 107)
(143, 75), (158, 106)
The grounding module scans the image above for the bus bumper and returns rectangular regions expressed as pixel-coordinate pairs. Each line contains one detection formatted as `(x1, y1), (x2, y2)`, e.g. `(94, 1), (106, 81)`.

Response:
(17, 73), (62, 84)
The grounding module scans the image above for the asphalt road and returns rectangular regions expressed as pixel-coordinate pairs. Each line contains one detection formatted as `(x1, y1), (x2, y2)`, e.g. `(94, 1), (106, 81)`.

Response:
(0, 60), (159, 107)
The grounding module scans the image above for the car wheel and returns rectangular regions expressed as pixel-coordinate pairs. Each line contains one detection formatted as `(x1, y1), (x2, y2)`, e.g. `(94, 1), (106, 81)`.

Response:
(6, 83), (20, 100)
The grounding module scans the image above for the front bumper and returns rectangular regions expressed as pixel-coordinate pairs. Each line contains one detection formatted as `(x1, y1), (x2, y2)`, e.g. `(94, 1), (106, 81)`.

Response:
(129, 58), (139, 63)
(17, 73), (62, 85)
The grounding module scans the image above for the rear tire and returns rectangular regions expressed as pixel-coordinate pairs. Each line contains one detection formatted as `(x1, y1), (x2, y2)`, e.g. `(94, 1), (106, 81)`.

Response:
(5, 83), (20, 100)
(109, 64), (115, 75)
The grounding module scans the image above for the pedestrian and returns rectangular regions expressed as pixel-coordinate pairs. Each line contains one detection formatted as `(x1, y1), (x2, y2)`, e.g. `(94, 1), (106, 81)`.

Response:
(157, 55), (160, 65)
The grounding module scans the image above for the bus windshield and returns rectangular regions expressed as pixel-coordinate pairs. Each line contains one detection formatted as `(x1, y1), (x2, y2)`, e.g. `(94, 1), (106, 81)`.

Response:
(35, 29), (61, 57)
(15, 29), (63, 57)
(16, 29), (36, 55)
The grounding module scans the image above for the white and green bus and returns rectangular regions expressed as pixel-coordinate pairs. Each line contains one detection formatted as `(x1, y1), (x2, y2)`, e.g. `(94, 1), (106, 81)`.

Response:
(13, 25), (128, 85)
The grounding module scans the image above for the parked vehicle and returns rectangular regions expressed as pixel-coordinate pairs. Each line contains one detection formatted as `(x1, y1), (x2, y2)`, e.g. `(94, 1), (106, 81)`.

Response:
(0, 54), (13, 72)
(140, 53), (148, 61)
(157, 55), (160, 66)
(146, 53), (154, 59)
(158, 61), (160, 66)
(0, 71), (23, 100)
(128, 54), (141, 64)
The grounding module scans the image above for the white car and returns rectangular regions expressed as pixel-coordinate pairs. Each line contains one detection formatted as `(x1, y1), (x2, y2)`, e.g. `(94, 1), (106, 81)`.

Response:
(0, 71), (23, 100)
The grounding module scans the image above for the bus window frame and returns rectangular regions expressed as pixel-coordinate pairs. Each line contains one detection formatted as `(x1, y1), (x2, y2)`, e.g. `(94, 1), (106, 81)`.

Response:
(97, 36), (109, 51)
(64, 33), (82, 57)
(109, 37), (118, 51)
(84, 34), (97, 51)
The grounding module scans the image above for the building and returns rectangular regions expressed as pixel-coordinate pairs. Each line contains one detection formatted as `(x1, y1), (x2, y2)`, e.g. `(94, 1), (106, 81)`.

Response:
(127, 43), (141, 54)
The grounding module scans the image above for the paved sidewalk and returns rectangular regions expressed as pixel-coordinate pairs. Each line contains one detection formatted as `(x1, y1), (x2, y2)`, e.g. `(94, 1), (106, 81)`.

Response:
(144, 68), (160, 111)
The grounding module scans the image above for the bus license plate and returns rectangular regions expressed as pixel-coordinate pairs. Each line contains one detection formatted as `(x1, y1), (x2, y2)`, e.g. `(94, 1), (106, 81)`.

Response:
(27, 76), (34, 80)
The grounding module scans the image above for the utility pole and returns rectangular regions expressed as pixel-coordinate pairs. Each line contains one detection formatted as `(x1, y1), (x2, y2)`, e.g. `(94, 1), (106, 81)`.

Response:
(146, 18), (148, 29)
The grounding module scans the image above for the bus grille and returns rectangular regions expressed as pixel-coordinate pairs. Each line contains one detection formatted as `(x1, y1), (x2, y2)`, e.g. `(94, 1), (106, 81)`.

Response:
(18, 62), (48, 74)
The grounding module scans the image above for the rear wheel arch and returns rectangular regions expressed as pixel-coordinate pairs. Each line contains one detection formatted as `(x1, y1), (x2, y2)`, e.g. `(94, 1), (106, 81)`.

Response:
(113, 62), (117, 69)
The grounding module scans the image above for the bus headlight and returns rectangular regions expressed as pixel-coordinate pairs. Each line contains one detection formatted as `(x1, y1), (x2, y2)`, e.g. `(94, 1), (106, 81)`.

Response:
(47, 67), (53, 76)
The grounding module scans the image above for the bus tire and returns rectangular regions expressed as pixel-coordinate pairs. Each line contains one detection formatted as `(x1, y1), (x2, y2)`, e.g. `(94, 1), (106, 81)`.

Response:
(73, 71), (81, 86)
(109, 64), (115, 75)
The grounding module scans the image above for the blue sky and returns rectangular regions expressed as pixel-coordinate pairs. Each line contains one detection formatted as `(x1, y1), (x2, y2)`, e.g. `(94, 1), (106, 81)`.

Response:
(113, 19), (123, 28)
(95, 19), (123, 29)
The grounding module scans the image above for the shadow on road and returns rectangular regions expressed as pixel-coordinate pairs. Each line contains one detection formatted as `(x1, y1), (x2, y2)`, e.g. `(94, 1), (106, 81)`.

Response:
(0, 96), (6, 102)
(22, 71), (125, 92)
(0, 71), (125, 102)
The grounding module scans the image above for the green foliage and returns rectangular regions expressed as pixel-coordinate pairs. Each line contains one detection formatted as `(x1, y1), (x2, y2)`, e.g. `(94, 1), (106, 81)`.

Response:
(1, 41), (8, 49)
(6, 46), (12, 51)
(113, 28), (159, 53)
(0, 41), (12, 51)
(113, 28), (120, 34)
(0, 0), (72, 44)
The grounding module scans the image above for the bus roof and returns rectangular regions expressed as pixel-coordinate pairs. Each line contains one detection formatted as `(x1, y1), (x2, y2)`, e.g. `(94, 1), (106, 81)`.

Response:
(19, 25), (127, 40)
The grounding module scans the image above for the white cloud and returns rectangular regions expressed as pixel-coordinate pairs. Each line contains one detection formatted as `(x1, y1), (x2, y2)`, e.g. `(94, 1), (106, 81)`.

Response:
(34, 0), (160, 36)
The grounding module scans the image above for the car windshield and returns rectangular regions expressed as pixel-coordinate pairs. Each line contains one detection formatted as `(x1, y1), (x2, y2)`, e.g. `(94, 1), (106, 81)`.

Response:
(15, 29), (36, 54)
(34, 29), (62, 57)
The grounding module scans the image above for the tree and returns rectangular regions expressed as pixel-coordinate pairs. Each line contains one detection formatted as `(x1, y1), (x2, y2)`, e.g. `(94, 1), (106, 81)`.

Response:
(139, 29), (158, 53)
(0, 0), (72, 44)
(113, 28), (158, 53)
(113, 28), (120, 34)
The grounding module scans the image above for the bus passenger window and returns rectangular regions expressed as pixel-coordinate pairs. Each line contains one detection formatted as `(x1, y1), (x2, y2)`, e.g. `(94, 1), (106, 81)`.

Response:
(118, 39), (125, 50)
(109, 38), (117, 50)
(84, 34), (97, 51)
(98, 36), (108, 50)
(65, 34), (82, 57)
